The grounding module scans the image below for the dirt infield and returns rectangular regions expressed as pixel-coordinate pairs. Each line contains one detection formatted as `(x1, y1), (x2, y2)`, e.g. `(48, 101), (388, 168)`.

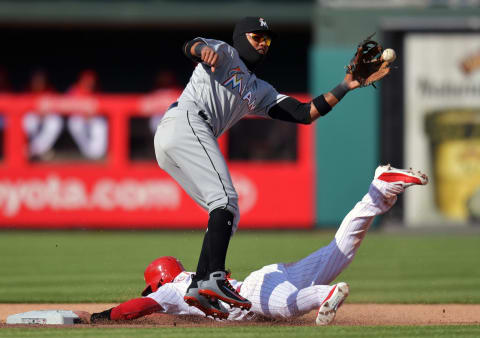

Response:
(1, 303), (480, 327)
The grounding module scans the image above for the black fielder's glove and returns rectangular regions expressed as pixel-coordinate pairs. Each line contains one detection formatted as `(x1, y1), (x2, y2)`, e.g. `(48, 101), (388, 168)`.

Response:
(346, 33), (392, 88)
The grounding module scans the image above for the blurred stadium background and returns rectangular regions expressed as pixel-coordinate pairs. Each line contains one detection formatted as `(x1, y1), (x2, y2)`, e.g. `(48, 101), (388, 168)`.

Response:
(0, 0), (479, 231)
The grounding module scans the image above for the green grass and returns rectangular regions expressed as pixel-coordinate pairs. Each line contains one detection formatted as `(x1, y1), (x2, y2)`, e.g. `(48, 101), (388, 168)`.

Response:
(1, 325), (480, 338)
(0, 230), (479, 303)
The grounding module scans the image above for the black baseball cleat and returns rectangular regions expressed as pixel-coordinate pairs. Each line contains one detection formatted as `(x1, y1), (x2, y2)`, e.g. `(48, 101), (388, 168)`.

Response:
(198, 271), (252, 310)
(184, 279), (229, 320)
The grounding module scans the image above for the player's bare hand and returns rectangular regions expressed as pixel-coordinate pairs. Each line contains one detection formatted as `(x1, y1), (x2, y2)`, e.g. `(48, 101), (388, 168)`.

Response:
(343, 73), (360, 90)
(73, 311), (91, 324)
(201, 46), (219, 72)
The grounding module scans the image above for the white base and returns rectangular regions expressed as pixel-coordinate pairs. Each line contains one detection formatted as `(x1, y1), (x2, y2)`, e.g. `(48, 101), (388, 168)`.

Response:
(6, 310), (80, 325)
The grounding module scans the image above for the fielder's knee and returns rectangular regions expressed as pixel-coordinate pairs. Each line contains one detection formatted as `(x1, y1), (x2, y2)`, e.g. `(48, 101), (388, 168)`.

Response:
(225, 204), (240, 235)
(154, 131), (176, 169)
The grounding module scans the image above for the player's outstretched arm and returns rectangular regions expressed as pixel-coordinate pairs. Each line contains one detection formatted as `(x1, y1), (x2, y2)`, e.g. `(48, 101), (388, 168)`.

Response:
(267, 74), (360, 125)
(90, 297), (162, 323)
(309, 73), (360, 122)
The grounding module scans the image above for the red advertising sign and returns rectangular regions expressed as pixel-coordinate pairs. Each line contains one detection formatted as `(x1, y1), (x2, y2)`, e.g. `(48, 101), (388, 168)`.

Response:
(0, 93), (314, 229)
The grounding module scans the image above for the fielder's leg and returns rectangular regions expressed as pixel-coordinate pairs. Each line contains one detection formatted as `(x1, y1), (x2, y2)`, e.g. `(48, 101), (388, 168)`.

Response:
(154, 107), (249, 313)
(176, 111), (249, 310)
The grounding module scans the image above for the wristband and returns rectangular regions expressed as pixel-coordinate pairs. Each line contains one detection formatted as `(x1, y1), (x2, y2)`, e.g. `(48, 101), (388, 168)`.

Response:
(182, 39), (203, 63)
(330, 80), (350, 101)
(194, 43), (206, 57)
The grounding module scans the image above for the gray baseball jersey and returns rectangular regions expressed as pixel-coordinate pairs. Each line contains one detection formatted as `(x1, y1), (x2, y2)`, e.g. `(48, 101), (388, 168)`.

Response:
(155, 38), (289, 231)
(178, 38), (288, 137)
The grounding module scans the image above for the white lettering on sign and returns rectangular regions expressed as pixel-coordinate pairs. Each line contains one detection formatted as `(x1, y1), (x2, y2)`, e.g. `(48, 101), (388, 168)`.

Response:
(37, 96), (98, 114)
(0, 176), (181, 217)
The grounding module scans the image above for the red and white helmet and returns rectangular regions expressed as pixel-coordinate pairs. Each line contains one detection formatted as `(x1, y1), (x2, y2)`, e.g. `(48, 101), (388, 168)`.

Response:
(141, 256), (185, 296)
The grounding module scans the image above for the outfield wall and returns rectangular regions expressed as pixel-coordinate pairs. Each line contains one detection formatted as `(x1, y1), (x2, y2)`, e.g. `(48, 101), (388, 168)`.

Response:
(310, 47), (379, 226)
(0, 93), (314, 229)
(311, 5), (480, 227)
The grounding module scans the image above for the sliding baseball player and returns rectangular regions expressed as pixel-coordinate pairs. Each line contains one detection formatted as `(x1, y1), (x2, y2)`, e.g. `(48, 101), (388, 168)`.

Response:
(86, 165), (427, 324)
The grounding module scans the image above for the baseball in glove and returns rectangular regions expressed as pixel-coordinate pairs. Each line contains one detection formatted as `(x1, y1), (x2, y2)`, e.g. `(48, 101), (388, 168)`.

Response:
(346, 33), (393, 88)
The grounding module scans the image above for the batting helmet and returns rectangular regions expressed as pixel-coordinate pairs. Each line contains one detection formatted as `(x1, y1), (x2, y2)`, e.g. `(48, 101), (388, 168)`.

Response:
(141, 256), (185, 296)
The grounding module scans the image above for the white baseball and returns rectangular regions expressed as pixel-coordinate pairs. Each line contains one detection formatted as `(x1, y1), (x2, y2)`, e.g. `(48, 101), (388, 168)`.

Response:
(382, 48), (396, 63)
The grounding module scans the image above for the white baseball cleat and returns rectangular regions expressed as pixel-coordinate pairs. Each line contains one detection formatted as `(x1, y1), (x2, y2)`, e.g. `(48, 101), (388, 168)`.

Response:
(374, 164), (428, 188)
(315, 282), (349, 326)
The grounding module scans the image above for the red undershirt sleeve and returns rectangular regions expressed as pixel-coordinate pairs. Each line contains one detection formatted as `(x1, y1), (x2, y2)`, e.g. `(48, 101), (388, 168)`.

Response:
(110, 297), (163, 320)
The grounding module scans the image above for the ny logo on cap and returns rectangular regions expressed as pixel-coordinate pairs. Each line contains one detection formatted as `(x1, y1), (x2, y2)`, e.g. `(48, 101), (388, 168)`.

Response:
(259, 18), (268, 28)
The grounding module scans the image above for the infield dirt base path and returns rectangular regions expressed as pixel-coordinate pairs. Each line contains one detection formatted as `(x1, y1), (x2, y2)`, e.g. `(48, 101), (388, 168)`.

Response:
(1, 304), (480, 327)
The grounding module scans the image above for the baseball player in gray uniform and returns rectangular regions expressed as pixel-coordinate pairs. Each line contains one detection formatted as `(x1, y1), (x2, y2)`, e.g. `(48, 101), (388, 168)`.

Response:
(154, 16), (362, 318)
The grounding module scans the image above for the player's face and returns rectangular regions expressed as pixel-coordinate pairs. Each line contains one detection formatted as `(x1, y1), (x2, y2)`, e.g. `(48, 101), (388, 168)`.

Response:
(246, 32), (271, 55)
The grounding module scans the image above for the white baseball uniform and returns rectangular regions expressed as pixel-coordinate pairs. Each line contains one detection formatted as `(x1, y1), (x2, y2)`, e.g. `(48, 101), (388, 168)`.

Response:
(23, 113), (107, 160)
(67, 116), (108, 160)
(147, 177), (399, 320)
(23, 113), (63, 158)
(154, 38), (288, 232)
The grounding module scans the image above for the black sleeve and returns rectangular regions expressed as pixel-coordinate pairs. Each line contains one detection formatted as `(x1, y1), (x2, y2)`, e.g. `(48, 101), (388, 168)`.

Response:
(267, 97), (312, 124)
(311, 94), (332, 116)
(182, 38), (204, 63)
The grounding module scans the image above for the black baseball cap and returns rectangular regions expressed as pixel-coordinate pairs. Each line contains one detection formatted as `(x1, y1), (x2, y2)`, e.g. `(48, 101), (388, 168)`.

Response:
(233, 17), (277, 40)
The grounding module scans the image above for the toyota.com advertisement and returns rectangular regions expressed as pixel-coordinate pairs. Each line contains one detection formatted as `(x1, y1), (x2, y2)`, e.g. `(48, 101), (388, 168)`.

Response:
(0, 94), (314, 229)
